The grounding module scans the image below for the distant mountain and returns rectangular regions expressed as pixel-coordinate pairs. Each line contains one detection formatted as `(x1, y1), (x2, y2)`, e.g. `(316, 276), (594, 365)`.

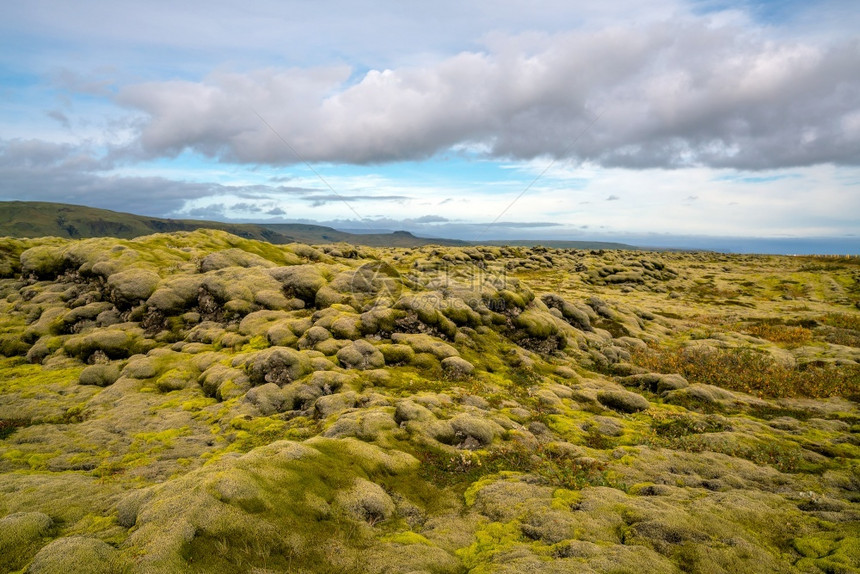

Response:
(0, 201), (643, 250)
(475, 239), (639, 250)
(0, 202), (468, 247)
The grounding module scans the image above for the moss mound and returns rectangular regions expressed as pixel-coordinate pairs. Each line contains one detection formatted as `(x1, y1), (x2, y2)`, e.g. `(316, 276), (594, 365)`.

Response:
(0, 232), (858, 573)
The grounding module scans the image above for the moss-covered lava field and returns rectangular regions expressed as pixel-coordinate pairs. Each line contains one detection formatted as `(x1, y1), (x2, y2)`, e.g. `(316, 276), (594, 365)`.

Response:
(0, 229), (858, 573)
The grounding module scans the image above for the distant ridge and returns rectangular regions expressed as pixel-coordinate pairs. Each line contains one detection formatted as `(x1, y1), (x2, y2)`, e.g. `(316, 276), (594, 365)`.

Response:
(476, 239), (638, 250)
(0, 201), (641, 250)
(0, 202), (468, 247)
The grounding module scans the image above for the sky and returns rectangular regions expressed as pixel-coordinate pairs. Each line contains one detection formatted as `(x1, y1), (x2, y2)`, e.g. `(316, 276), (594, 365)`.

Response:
(1, 0), (859, 252)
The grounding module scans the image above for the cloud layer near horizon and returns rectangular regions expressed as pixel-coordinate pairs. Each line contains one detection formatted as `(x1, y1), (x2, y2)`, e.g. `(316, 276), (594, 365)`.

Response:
(118, 20), (860, 169)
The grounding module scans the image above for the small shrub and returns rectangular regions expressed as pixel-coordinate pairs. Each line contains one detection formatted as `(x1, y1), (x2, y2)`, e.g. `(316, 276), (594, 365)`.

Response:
(0, 334), (30, 357)
(0, 418), (30, 440)
(744, 323), (812, 347)
(647, 411), (730, 441)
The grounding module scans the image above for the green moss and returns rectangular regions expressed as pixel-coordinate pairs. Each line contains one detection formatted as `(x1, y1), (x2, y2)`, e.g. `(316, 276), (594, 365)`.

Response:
(64, 328), (149, 361)
(513, 310), (559, 338)
(227, 417), (288, 451)
(2, 236), (860, 574)
(20, 244), (66, 279)
(269, 264), (328, 304)
(336, 340), (385, 370)
(0, 357), (83, 394)
(378, 343), (415, 365)
(550, 488), (582, 511)
(391, 333), (459, 359)
(245, 347), (312, 385)
(0, 512), (54, 572)
(154, 367), (196, 392)
(133, 426), (190, 449)
(380, 531), (434, 546)
(106, 268), (161, 305)
(457, 520), (524, 572)
(27, 536), (130, 574)
(0, 333), (31, 357)
(792, 535), (835, 558)
(79, 363), (122, 387)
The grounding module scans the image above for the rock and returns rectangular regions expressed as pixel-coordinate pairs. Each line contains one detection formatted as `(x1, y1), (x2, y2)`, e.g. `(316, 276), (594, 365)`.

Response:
(245, 383), (289, 415)
(336, 340), (385, 370)
(441, 356), (475, 379)
(450, 413), (504, 447)
(314, 392), (357, 418)
(335, 478), (395, 523)
(79, 363), (122, 387)
(107, 268), (161, 304)
(267, 264), (327, 305)
(621, 372), (690, 394)
(246, 347), (312, 385)
(597, 389), (650, 413)
(394, 400), (436, 423)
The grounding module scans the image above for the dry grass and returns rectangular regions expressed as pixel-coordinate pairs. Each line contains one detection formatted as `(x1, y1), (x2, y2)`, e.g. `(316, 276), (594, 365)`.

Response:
(632, 344), (860, 399)
(744, 323), (813, 347)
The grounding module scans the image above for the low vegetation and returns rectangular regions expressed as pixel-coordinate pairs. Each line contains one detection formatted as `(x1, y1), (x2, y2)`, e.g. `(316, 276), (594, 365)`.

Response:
(0, 229), (858, 573)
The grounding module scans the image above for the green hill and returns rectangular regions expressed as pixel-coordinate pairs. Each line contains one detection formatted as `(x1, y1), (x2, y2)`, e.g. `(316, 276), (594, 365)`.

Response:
(0, 201), (468, 247)
(0, 201), (643, 250)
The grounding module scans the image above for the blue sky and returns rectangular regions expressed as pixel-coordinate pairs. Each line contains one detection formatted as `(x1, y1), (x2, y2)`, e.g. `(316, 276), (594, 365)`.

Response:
(0, 0), (858, 249)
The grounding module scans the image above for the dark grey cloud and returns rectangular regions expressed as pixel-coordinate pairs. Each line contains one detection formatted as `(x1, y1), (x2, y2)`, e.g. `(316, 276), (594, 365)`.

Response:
(0, 138), (317, 217)
(230, 186), (315, 200)
(321, 217), (567, 239)
(51, 68), (115, 97)
(230, 202), (264, 212)
(46, 110), (70, 128)
(185, 204), (228, 218)
(304, 194), (409, 207)
(490, 221), (564, 228)
(410, 215), (449, 223)
(115, 20), (860, 170)
(0, 139), (108, 171)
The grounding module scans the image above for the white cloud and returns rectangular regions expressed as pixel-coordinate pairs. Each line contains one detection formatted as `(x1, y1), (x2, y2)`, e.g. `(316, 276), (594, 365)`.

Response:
(116, 18), (860, 169)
